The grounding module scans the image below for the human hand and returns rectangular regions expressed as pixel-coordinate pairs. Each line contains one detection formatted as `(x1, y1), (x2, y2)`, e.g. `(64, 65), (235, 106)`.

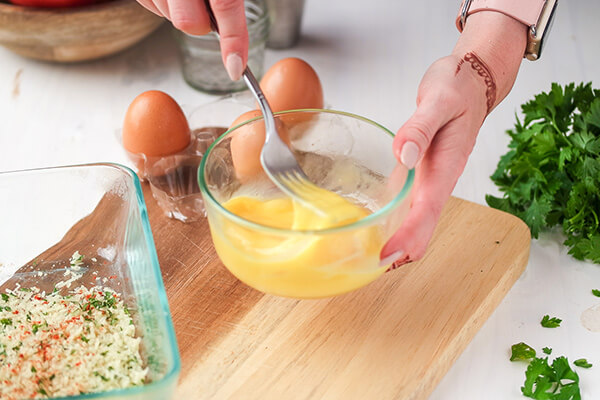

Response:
(380, 11), (528, 268)
(379, 54), (488, 268)
(137, 0), (248, 80)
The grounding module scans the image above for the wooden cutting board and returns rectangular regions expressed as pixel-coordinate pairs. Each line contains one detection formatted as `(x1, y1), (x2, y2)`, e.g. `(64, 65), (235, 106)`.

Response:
(144, 184), (531, 400)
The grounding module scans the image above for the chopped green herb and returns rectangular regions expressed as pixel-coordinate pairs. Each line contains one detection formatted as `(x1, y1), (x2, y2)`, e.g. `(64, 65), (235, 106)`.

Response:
(70, 251), (84, 266)
(592, 289), (600, 297)
(1, 293), (9, 302)
(19, 287), (31, 292)
(80, 335), (89, 343)
(521, 356), (580, 400)
(31, 366), (36, 373)
(32, 324), (40, 334)
(573, 359), (592, 368)
(1, 318), (12, 326)
(94, 371), (110, 382)
(541, 315), (562, 328)
(486, 82), (600, 264)
(542, 347), (552, 355)
(511, 342), (537, 361)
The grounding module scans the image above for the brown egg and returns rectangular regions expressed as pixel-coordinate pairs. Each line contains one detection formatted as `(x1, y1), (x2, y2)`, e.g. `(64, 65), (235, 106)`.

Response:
(260, 57), (324, 113)
(123, 90), (191, 157)
(230, 110), (291, 182)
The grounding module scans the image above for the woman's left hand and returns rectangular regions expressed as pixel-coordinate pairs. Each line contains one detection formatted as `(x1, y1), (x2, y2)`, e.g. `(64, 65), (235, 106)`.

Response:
(380, 11), (528, 268)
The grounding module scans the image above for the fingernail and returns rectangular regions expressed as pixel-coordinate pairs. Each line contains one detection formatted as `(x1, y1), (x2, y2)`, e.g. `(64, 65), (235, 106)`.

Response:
(379, 250), (404, 268)
(400, 141), (419, 169)
(225, 53), (244, 81)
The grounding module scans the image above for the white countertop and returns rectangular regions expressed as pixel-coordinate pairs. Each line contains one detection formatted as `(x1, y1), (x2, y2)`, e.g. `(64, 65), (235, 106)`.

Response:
(1, 0), (600, 398)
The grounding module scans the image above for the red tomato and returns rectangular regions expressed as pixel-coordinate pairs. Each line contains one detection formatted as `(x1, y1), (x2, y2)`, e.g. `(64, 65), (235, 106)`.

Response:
(8, 0), (104, 7)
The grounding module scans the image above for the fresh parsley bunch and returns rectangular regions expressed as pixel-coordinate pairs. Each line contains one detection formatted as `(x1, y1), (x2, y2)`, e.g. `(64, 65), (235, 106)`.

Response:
(486, 82), (600, 263)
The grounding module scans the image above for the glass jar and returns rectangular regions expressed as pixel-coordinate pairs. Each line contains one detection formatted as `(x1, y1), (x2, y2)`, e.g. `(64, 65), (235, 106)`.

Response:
(174, 0), (269, 94)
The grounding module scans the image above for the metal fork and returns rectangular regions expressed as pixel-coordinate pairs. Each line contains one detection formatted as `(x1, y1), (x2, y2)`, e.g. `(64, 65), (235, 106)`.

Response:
(203, 1), (324, 208)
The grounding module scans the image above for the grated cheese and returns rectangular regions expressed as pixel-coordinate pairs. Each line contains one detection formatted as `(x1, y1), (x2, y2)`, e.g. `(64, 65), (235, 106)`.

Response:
(0, 280), (147, 399)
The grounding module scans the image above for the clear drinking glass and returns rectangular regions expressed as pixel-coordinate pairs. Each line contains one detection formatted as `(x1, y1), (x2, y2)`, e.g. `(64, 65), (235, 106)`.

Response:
(174, 0), (269, 94)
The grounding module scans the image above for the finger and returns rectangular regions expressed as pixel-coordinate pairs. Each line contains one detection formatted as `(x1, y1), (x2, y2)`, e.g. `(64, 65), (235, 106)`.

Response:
(209, 0), (249, 81)
(137, 0), (162, 16)
(381, 119), (476, 264)
(151, 0), (171, 19)
(393, 94), (463, 170)
(169, 0), (211, 36)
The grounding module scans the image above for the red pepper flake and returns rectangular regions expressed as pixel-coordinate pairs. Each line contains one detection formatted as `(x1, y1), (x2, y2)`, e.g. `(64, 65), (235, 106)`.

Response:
(109, 275), (117, 279)
(34, 295), (42, 301)
(75, 361), (82, 367)
(12, 310), (19, 314)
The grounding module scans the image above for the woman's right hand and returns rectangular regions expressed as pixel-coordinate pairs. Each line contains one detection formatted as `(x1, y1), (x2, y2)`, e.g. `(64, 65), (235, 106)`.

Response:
(137, 0), (249, 80)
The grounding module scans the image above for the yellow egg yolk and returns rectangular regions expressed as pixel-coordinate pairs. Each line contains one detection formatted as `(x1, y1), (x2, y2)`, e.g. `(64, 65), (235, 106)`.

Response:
(210, 188), (386, 298)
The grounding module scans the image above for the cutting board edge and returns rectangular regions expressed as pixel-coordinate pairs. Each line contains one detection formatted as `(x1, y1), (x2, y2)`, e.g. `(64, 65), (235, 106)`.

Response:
(414, 214), (532, 400)
(449, 196), (533, 237)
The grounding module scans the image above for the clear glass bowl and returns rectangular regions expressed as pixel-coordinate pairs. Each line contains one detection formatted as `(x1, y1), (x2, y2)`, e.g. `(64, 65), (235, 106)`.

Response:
(0, 163), (180, 399)
(199, 109), (414, 299)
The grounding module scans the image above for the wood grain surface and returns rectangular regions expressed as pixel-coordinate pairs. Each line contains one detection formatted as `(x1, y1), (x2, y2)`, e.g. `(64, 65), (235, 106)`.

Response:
(0, 0), (163, 62)
(142, 184), (531, 400)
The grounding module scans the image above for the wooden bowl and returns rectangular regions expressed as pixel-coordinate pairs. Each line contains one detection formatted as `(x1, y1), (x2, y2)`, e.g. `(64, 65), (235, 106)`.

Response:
(0, 0), (164, 62)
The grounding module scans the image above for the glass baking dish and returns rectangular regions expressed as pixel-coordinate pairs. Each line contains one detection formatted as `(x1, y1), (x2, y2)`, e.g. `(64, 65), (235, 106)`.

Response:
(0, 163), (180, 399)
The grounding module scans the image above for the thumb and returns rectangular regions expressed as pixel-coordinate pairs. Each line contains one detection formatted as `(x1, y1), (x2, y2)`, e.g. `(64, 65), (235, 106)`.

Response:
(394, 97), (460, 169)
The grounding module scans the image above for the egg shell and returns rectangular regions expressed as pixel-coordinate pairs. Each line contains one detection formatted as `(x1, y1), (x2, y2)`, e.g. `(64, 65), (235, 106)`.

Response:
(259, 58), (324, 118)
(230, 110), (291, 182)
(122, 90), (191, 158)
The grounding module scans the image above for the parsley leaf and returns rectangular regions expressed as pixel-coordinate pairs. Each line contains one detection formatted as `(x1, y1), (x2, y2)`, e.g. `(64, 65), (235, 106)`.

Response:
(487, 82), (600, 264)
(592, 289), (600, 297)
(573, 359), (592, 369)
(543, 347), (553, 355)
(511, 342), (537, 361)
(521, 356), (581, 400)
(541, 315), (562, 328)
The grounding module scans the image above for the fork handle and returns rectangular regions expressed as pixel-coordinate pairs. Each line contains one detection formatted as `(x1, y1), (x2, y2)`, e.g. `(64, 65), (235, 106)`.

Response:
(242, 69), (277, 136)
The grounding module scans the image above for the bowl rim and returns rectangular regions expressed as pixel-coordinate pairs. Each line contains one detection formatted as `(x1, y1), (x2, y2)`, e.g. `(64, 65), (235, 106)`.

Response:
(0, 0), (145, 15)
(198, 108), (415, 236)
(0, 162), (181, 399)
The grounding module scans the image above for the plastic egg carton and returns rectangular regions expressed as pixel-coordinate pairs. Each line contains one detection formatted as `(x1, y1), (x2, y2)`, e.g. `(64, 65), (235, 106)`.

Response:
(121, 91), (256, 223)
